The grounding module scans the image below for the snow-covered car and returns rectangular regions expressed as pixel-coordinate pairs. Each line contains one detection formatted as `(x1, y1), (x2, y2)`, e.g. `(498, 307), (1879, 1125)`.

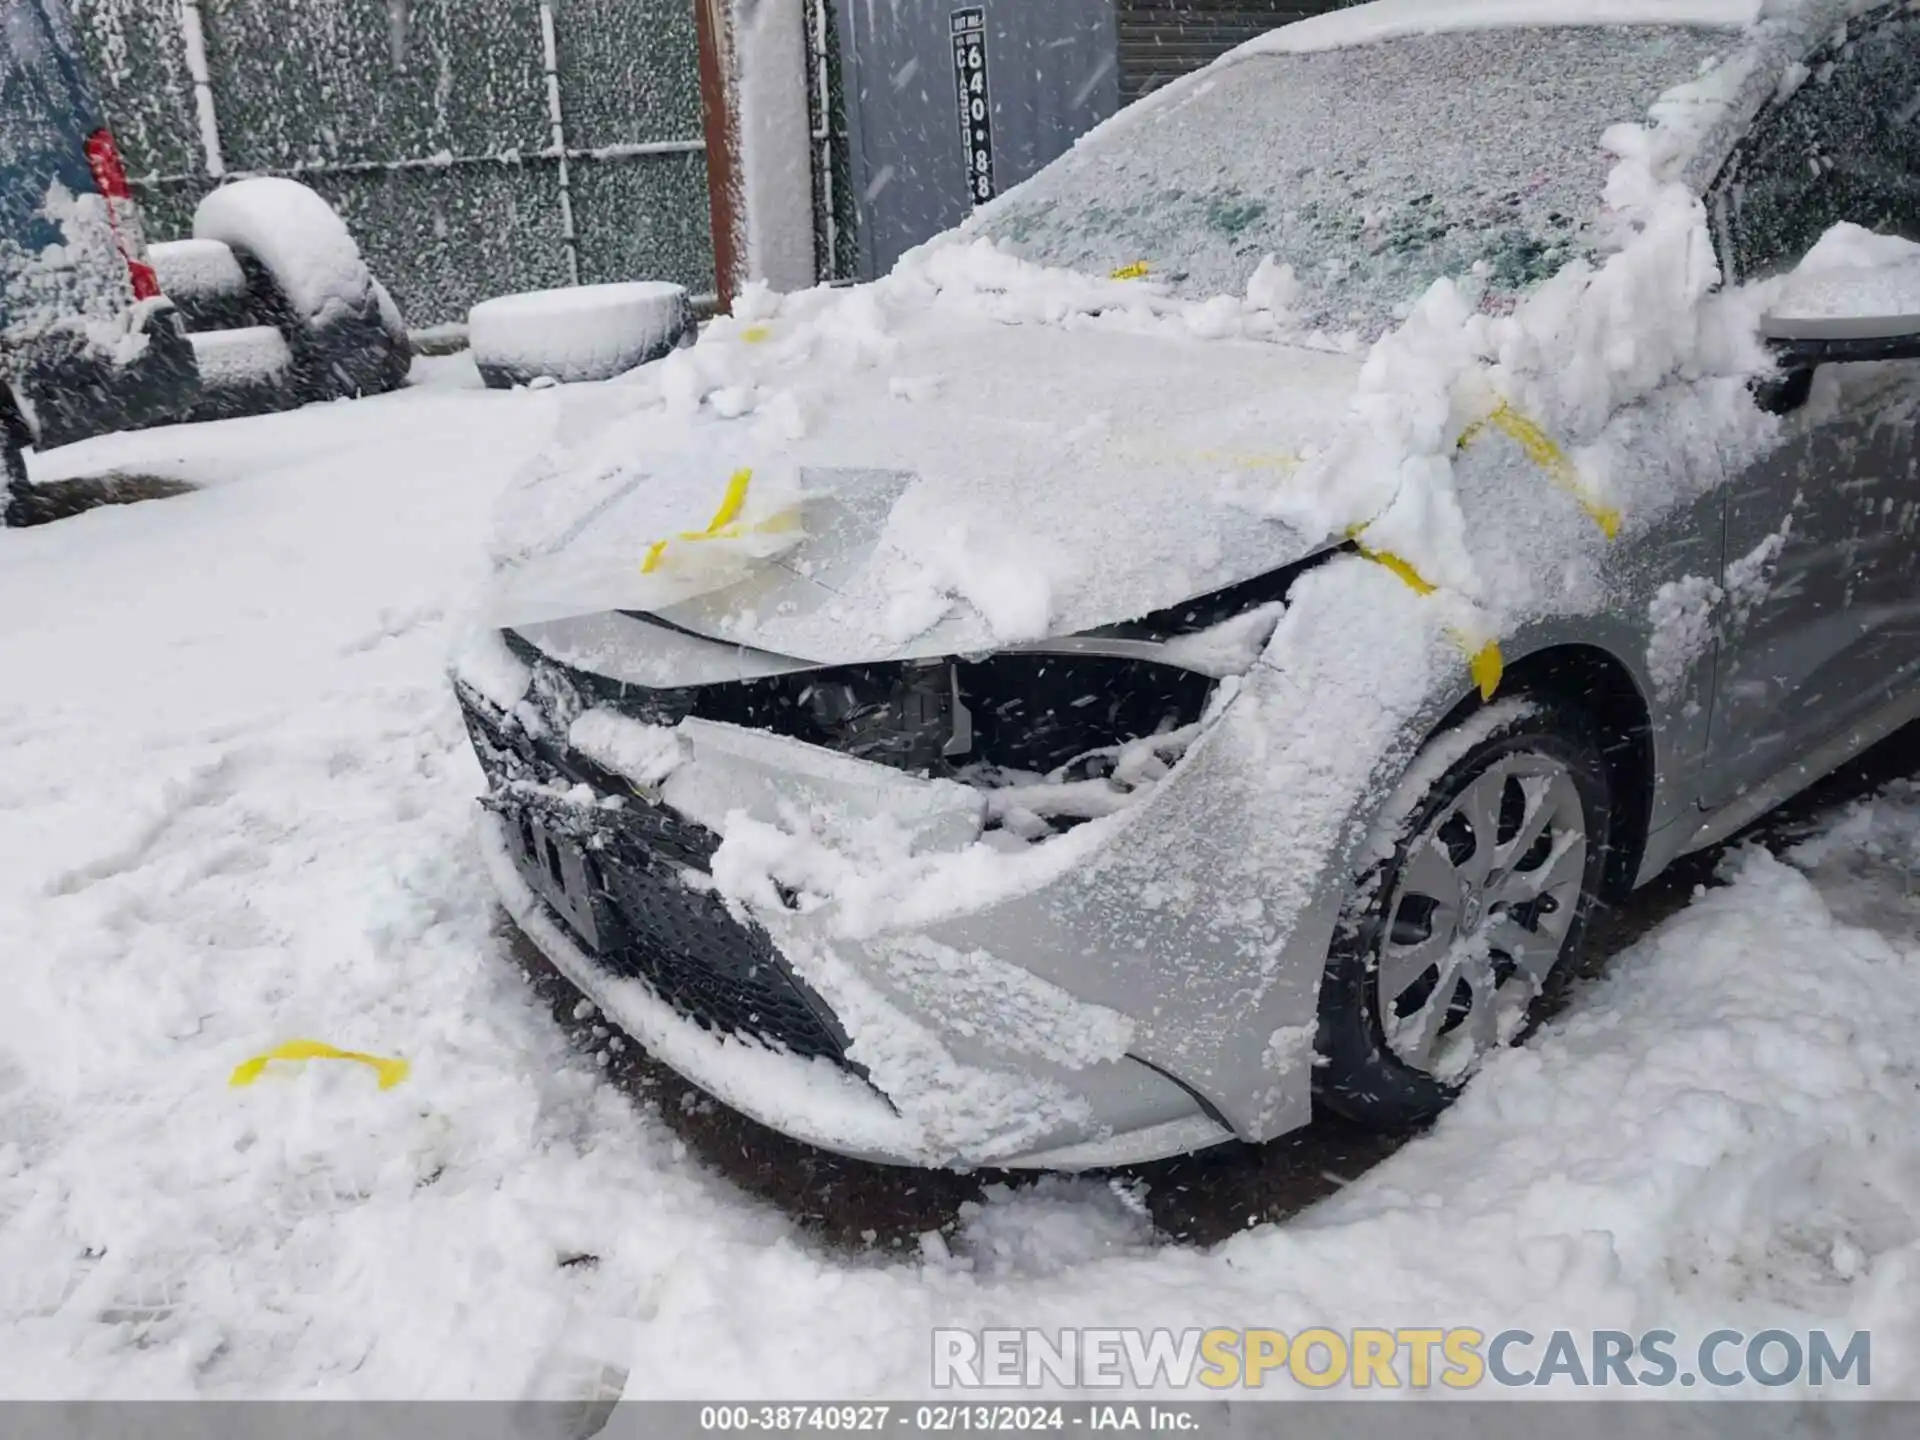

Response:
(1, 0), (408, 517)
(454, 0), (1920, 1169)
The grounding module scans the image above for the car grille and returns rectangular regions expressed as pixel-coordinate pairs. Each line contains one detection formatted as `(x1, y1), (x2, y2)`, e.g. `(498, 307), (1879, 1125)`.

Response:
(459, 690), (855, 1069)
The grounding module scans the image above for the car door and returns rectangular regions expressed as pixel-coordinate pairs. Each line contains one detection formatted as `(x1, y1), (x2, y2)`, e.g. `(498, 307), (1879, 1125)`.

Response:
(1698, 3), (1920, 813)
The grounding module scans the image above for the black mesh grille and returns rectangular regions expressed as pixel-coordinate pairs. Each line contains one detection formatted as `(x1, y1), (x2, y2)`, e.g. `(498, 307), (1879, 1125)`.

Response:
(461, 692), (853, 1069)
(589, 818), (851, 1066)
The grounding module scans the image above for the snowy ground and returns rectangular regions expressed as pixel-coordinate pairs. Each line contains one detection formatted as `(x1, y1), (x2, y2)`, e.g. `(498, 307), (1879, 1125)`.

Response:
(4, 363), (1920, 1401)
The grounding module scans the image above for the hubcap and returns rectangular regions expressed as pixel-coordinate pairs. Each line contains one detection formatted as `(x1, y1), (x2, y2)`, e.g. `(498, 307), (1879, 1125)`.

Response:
(1375, 752), (1587, 1081)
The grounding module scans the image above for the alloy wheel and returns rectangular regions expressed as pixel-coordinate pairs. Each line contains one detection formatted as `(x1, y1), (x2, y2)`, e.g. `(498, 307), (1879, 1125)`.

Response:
(1374, 752), (1588, 1081)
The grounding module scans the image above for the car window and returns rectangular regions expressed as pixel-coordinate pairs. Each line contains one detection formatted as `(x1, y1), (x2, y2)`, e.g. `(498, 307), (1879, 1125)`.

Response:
(975, 27), (1729, 339)
(1712, 3), (1920, 282)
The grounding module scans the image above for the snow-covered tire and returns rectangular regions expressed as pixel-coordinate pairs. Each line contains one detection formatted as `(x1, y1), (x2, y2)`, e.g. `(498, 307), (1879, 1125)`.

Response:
(191, 178), (408, 403)
(1314, 701), (1613, 1131)
(147, 238), (251, 332)
(369, 279), (413, 392)
(469, 282), (691, 389)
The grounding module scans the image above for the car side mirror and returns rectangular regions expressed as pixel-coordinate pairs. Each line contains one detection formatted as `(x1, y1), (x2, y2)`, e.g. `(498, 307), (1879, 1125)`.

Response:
(1755, 255), (1920, 413)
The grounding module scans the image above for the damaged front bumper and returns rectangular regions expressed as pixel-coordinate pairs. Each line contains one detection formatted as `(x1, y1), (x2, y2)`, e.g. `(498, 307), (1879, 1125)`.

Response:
(456, 651), (1241, 1170)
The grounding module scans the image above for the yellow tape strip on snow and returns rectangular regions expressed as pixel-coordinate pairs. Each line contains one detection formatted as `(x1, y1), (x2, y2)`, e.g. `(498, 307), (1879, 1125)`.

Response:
(229, 1040), (410, 1090)
(1349, 533), (1505, 702)
(1110, 261), (1151, 280)
(740, 325), (772, 344)
(641, 467), (800, 574)
(1457, 402), (1621, 539)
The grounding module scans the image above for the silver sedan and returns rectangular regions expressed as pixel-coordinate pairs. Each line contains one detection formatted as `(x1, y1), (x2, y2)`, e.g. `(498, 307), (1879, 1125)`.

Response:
(458, 0), (1920, 1168)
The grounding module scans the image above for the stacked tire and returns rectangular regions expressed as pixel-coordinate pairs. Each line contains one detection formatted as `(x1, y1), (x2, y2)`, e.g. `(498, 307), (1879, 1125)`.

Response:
(468, 281), (691, 390)
(149, 177), (411, 420)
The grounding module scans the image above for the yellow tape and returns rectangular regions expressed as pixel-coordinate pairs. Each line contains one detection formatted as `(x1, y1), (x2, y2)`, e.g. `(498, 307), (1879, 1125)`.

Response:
(705, 466), (753, 532)
(1458, 402), (1621, 539)
(1109, 261), (1151, 281)
(1349, 532), (1504, 701)
(740, 325), (772, 344)
(642, 467), (753, 574)
(230, 1040), (409, 1090)
(1465, 638), (1505, 702)
(640, 468), (801, 575)
(1350, 538), (1436, 598)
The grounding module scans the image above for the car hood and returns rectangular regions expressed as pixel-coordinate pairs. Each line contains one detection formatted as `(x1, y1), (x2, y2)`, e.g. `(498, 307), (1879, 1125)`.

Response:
(489, 300), (1362, 666)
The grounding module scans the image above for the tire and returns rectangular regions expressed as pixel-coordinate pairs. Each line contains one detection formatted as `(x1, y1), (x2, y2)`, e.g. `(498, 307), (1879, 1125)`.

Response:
(192, 178), (408, 404)
(368, 279), (414, 392)
(1314, 699), (1613, 1131)
(468, 282), (690, 388)
(220, 247), (406, 405)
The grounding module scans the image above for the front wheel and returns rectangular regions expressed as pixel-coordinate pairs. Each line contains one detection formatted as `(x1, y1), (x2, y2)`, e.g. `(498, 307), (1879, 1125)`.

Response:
(1314, 700), (1612, 1131)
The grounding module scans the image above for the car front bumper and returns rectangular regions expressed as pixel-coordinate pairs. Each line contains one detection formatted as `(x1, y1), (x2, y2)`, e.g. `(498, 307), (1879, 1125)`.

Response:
(458, 680), (1238, 1170)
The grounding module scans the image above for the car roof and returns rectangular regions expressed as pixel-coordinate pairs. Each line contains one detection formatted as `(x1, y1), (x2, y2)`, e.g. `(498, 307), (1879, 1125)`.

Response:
(1237, 0), (1770, 57)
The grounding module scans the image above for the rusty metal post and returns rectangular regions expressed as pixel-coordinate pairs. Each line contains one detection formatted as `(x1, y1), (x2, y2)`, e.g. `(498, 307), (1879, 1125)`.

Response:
(695, 0), (744, 314)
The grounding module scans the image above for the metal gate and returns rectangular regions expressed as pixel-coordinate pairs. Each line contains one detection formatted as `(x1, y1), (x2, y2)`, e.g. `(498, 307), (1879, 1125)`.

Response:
(831, 0), (1118, 282)
(71, 0), (714, 328)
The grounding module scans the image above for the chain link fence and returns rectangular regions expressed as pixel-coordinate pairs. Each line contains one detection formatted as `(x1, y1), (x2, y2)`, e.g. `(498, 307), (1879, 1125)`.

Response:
(72, 0), (715, 328)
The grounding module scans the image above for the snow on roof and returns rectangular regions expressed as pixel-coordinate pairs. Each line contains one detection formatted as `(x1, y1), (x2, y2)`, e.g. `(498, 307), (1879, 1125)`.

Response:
(1241, 0), (1766, 57)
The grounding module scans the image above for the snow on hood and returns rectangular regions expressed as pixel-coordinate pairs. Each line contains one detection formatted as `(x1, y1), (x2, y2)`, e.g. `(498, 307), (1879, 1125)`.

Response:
(488, 248), (1358, 662)
(489, 0), (1816, 671)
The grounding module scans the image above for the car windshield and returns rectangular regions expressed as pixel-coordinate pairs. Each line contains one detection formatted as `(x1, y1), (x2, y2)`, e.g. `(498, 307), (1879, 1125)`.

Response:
(979, 26), (1731, 337)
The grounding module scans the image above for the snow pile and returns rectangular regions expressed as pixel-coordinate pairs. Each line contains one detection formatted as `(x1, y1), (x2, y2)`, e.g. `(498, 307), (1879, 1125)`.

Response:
(1795, 220), (1920, 277)
(712, 769), (1117, 916)
(11, 351), (1920, 1400)
(566, 709), (684, 789)
(469, 282), (691, 388)
(626, 802), (1920, 1397)
(483, 248), (1360, 650)
(192, 177), (371, 326)
(1249, 37), (1781, 611)
(1769, 224), (1920, 327)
